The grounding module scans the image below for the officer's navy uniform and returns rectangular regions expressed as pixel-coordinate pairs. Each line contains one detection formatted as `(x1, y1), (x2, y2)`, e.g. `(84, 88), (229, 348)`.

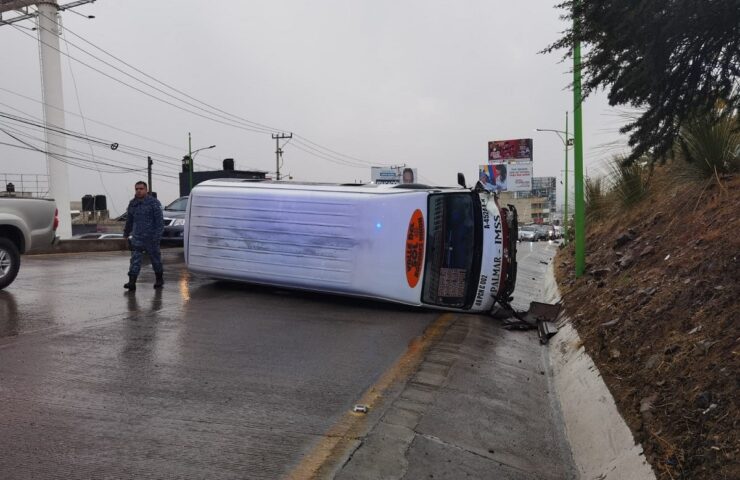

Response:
(123, 194), (164, 289)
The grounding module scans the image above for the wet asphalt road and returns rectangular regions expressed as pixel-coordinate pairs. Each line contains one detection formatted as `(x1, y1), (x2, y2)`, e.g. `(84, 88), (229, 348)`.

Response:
(0, 250), (437, 479)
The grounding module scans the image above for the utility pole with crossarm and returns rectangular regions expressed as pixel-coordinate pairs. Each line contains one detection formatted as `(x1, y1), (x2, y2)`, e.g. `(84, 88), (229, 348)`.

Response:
(272, 133), (292, 181)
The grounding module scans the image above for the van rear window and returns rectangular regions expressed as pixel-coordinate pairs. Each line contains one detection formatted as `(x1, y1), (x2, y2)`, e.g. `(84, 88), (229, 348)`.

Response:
(421, 193), (481, 308)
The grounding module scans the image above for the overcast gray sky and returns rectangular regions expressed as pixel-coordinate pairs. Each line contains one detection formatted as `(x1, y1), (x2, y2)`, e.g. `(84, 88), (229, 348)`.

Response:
(0, 0), (629, 216)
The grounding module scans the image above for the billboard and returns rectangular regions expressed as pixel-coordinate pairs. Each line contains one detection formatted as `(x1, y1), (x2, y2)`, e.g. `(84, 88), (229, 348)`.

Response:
(506, 162), (533, 192)
(481, 137), (533, 192)
(488, 138), (533, 162)
(371, 167), (418, 185)
(479, 163), (531, 193)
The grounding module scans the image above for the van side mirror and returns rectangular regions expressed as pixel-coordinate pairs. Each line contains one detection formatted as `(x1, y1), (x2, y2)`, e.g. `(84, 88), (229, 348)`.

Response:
(457, 173), (466, 188)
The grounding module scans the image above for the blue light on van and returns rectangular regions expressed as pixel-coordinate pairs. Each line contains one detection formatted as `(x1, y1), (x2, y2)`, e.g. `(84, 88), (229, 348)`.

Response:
(376, 222), (382, 229)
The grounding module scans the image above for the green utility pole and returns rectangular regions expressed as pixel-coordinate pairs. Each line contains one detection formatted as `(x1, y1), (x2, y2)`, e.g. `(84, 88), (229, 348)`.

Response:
(564, 111), (569, 245)
(573, 12), (586, 277)
(188, 132), (193, 193)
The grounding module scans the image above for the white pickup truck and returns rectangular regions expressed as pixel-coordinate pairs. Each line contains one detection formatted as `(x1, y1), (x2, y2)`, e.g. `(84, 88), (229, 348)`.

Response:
(0, 197), (58, 289)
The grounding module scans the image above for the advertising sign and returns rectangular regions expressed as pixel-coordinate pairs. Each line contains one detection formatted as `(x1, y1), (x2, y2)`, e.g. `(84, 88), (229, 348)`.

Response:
(478, 164), (504, 192)
(488, 138), (533, 162)
(478, 162), (532, 192)
(506, 162), (533, 192)
(371, 167), (418, 185)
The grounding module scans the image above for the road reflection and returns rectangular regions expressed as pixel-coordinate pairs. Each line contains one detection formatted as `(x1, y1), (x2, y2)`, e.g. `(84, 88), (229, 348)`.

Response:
(178, 269), (191, 302)
(0, 291), (19, 337)
(120, 289), (166, 385)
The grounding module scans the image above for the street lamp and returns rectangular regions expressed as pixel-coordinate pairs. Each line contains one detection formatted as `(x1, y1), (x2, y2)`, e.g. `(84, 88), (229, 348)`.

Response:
(536, 112), (573, 244)
(186, 132), (215, 193)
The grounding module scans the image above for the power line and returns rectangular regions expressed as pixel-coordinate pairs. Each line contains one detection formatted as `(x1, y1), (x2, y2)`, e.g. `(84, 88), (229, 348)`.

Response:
(0, 86), (224, 167)
(28, 15), (280, 137)
(0, 120), (179, 177)
(56, 17), (281, 136)
(289, 138), (370, 169)
(28, 13), (390, 168)
(0, 122), (179, 177)
(293, 133), (380, 166)
(1, 102), (380, 178)
(0, 109), (185, 171)
(9, 13), (391, 177)
(0, 127), (149, 173)
(0, 108), (184, 171)
(12, 22), (271, 135)
(63, 27), (116, 203)
(0, 110), (114, 148)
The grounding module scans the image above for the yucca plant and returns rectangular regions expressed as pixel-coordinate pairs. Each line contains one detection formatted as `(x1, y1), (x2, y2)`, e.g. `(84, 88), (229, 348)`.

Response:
(675, 113), (740, 180)
(608, 156), (650, 208)
(585, 176), (607, 222)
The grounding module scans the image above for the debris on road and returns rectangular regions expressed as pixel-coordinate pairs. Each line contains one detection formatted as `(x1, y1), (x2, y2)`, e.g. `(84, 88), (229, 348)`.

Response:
(352, 404), (369, 414)
(492, 300), (562, 345)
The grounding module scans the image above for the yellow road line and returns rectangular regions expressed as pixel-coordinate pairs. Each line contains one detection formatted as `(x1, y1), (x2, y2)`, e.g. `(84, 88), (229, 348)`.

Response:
(285, 312), (457, 480)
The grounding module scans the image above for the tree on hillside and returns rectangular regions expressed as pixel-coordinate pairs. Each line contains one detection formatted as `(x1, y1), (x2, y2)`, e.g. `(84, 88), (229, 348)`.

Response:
(544, 0), (740, 164)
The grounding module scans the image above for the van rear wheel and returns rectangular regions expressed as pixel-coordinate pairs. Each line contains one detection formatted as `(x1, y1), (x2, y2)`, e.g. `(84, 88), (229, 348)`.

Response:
(0, 238), (21, 290)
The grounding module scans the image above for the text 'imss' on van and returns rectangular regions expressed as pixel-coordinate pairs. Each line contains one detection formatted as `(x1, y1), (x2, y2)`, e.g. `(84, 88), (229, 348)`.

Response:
(184, 176), (518, 313)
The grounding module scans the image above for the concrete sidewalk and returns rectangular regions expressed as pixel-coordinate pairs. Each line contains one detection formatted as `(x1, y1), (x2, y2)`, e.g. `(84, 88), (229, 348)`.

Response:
(335, 243), (576, 479)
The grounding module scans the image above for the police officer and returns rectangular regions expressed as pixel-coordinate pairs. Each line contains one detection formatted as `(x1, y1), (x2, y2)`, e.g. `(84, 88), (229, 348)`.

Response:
(123, 181), (164, 290)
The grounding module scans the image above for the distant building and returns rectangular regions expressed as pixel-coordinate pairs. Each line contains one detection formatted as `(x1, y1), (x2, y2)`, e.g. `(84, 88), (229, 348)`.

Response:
(180, 158), (268, 196)
(532, 177), (557, 212)
(501, 176), (557, 224)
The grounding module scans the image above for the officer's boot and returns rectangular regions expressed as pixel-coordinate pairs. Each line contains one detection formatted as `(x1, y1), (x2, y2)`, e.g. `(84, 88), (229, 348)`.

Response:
(153, 272), (164, 289)
(124, 275), (137, 291)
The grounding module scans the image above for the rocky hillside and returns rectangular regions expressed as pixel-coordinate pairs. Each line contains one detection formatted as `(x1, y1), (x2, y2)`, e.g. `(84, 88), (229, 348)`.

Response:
(555, 168), (739, 479)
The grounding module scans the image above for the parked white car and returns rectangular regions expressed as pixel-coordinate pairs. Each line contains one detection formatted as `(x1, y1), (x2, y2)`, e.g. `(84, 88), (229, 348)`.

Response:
(518, 226), (540, 242)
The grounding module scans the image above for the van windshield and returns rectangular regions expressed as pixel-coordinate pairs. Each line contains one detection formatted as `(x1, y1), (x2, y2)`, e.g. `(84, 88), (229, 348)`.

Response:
(422, 193), (482, 309)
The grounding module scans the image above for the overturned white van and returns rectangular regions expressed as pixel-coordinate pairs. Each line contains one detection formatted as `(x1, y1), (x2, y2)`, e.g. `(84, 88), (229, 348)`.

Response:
(184, 178), (518, 313)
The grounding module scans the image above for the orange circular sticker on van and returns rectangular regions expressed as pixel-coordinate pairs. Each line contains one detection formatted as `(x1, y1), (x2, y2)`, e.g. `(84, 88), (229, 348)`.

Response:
(405, 209), (425, 288)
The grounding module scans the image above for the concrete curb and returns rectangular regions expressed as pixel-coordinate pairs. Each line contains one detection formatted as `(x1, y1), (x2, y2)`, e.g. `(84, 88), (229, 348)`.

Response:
(30, 239), (128, 254)
(28, 240), (182, 255)
(544, 262), (657, 480)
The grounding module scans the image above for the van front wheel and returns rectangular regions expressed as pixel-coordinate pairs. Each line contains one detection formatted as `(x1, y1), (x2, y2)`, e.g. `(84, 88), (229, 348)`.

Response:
(0, 238), (21, 290)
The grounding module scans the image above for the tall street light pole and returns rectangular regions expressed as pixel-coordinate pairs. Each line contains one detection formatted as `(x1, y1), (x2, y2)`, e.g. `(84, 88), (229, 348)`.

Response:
(573, 5), (586, 277)
(565, 111), (569, 241)
(535, 113), (573, 244)
(185, 132), (215, 194)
